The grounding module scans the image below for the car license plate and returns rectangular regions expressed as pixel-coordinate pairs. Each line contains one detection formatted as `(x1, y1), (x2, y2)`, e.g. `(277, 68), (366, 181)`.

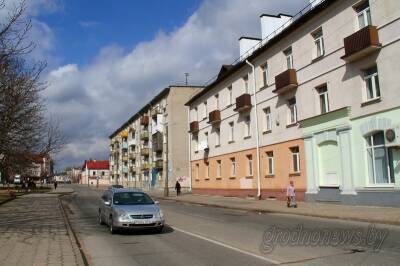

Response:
(134, 220), (150, 224)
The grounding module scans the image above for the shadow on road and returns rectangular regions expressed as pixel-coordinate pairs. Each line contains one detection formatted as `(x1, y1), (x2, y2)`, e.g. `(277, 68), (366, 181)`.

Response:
(111, 224), (174, 236)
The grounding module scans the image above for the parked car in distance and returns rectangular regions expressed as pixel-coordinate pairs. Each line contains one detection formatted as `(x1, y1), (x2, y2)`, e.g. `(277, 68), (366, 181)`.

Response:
(108, 184), (124, 189)
(98, 188), (164, 234)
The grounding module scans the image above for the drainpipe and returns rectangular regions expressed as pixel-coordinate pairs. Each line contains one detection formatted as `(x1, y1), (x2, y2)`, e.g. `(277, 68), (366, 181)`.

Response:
(245, 59), (261, 199)
(187, 106), (192, 192)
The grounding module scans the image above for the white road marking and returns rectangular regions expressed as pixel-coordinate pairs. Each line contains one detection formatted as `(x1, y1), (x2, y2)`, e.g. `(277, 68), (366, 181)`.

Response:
(171, 226), (281, 265)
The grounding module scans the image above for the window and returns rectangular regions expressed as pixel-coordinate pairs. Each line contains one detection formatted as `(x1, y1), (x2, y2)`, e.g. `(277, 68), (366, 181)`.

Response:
(263, 107), (272, 132)
(288, 98), (298, 125)
(195, 163), (199, 179)
(317, 84), (329, 114)
(215, 127), (221, 146)
(244, 115), (251, 138)
(92, 171), (96, 176)
(215, 94), (219, 109)
(230, 158), (236, 176)
(266, 152), (274, 175)
(229, 122), (234, 142)
(284, 47), (293, 69)
(227, 86), (233, 106)
(364, 66), (380, 101)
(244, 75), (249, 94)
(312, 28), (325, 58)
(262, 63), (268, 87)
(366, 131), (395, 184)
(291, 147), (300, 173)
(203, 101), (208, 119)
(217, 160), (222, 178)
(205, 162), (209, 179)
(204, 132), (209, 148)
(247, 155), (253, 176)
(193, 135), (198, 152)
(194, 107), (198, 121)
(356, 1), (371, 29)
(101, 171), (105, 176)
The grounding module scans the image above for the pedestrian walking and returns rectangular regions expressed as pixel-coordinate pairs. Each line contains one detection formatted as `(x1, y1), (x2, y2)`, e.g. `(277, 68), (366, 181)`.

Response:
(286, 180), (297, 208)
(175, 180), (181, 196)
(54, 181), (58, 190)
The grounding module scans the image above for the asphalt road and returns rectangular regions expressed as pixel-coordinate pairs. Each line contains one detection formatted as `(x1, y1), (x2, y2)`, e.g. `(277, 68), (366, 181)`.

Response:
(61, 185), (400, 265)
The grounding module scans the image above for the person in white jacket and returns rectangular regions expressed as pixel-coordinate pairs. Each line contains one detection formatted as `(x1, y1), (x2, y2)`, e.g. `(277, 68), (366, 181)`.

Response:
(286, 180), (297, 208)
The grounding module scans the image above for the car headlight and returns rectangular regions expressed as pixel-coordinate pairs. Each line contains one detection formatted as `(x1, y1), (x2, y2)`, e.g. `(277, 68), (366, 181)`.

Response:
(157, 210), (164, 219)
(118, 213), (131, 222)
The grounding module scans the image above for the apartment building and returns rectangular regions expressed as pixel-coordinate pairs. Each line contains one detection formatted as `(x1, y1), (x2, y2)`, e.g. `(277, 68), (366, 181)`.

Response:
(186, 0), (400, 206)
(109, 85), (202, 191)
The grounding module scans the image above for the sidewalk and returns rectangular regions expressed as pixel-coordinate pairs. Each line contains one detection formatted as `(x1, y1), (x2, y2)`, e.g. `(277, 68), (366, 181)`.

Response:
(0, 192), (84, 266)
(149, 191), (400, 226)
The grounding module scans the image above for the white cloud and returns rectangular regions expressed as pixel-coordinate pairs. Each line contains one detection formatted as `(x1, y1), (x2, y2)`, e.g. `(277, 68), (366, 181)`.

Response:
(43, 0), (308, 169)
(79, 20), (100, 28)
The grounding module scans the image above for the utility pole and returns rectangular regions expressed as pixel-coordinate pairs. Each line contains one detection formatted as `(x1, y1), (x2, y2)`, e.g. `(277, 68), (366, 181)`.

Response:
(184, 73), (189, 86)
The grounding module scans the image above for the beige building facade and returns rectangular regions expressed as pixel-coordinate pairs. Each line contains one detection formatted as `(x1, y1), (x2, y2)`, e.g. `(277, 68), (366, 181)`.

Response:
(109, 86), (202, 192)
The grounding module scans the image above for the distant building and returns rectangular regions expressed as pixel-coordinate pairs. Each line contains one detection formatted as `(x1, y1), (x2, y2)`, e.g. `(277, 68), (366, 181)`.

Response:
(66, 167), (82, 183)
(81, 160), (110, 186)
(21, 154), (53, 181)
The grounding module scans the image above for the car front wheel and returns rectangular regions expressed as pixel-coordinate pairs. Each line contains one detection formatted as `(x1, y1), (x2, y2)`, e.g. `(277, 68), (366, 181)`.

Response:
(98, 210), (104, 225)
(109, 216), (117, 234)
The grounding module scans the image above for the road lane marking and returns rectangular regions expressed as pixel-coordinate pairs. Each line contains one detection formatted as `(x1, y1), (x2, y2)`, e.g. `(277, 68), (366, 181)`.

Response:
(171, 226), (281, 265)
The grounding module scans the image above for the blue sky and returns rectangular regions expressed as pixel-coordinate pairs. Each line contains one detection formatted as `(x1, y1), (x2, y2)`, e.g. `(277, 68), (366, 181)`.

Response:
(37, 0), (202, 66)
(15, 0), (308, 170)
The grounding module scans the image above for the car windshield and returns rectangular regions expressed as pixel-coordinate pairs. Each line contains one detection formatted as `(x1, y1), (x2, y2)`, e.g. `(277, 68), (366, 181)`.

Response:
(113, 192), (154, 205)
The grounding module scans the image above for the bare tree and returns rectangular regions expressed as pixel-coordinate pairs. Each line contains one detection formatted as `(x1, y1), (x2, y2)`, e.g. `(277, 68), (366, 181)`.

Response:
(0, 1), (64, 182)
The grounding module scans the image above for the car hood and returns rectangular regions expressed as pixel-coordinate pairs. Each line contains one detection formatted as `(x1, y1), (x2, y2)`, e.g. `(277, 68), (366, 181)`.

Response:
(113, 204), (159, 214)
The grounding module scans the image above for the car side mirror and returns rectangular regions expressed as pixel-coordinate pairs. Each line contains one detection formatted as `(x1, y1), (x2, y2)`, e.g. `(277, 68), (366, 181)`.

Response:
(104, 201), (111, 206)
(154, 201), (159, 205)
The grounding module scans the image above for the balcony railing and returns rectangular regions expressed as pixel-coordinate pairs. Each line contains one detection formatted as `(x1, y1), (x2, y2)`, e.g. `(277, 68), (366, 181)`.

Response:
(141, 148), (150, 156)
(141, 163), (151, 170)
(208, 110), (221, 125)
(273, 69), (298, 94)
(140, 132), (149, 140)
(122, 142), (128, 150)
(341, 25), (381, 62)
(128, 139), (136, 146)
(189, 121), (199, 133)
(154, 160), (163, 169)
(129, 166), (136, 173)
(151, 107), (162, 117)
(122, 155), (128, 161)
(140, 115), (149, 125)
(122, 166), (128, 173)
(129, 153), (136, 160)
(234, 93), (252, 112)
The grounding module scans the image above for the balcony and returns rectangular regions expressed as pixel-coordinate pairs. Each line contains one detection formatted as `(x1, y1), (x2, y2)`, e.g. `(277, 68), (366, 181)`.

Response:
(129, 153), (136, 160)
(129, 166), (136, 173)
(151, 106), (162, 117)
(140, 131), (149, 140)
(341, 26), (381, 62)
(122, 155), (128, 162)
(141, 163), (151, 170)
(128, 139), (136, 146)
(208, 110), (221, 125)
(122, 166), (128, 173)
(122, 142), (128, 150)
(140, 115), (149, 125)
(129, 126), (136, 133)
(152, 132), (163, 152)
(273, 69), (298, 94)
(154, 160), (163, 169)
(119, 130), (128, 138)
(141, 148), (150, 156)
(234, 93), (252, 112)
(189, 121), (199, 133)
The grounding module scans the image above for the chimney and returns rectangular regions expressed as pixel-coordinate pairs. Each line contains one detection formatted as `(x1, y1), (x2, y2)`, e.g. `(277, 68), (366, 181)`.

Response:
(260, 14), (293, 43)
(239, 36), (261, 61)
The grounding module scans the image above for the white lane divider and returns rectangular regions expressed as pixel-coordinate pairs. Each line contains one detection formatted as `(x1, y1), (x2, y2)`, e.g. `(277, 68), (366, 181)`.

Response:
(171, 226), (281, 265)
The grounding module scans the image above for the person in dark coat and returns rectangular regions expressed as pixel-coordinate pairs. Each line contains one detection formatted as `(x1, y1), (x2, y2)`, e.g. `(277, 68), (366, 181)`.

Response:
(175, 180), (181, 196)
(54, 181), (58, 190)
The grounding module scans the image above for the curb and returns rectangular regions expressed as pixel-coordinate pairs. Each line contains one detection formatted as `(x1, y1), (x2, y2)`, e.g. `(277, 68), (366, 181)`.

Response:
(58, 195), (89, 266)
(153, 196), (400, 226)
(0, 197), (15, 206)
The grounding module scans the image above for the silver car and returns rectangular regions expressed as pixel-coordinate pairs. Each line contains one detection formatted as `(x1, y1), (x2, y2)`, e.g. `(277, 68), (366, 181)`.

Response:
(98, 188), (165, 234)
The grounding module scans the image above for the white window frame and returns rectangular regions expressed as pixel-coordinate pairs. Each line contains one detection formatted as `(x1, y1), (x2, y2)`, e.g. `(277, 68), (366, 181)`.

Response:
(230, 158), (236, 177)
(284, 47), (293, 69)
(229, 122), (234, 142)
(262, 63), (268, 87)
(204, 132), (209, 148)
(291, 147), (300, 173)
(193, 135), (199, 152)
(244, 75), (249, 94)
(365, 132), (394, 185)
(244, 115), (251, 138)
(203, 101), (208, 119)
(364, 66), (380, 101)
(227, 86), (233, 106)
(312, 28), (325, 58)
(267, 152), (274, 175)
(356, 2), (371, 29)
(194, 107), (198, 121)
(247, 155), (253, 176)
(217, 160), (222, 178)
(263, 107), (272, 132)
(215, 127), (221, 146)
(288, 98), (298, 125)
(317, 84), (329, 114)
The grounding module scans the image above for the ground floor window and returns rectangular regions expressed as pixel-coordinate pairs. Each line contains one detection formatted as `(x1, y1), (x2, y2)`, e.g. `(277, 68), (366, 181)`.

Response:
(366, 131), (395, 184)
(290, 147), (300, 173)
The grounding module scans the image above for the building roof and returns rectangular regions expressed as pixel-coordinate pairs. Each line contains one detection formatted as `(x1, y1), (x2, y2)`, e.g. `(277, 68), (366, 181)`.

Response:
(84, 160), (109, 170)
(185, 0), (335, 106)
(109, 85), (204, 139)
